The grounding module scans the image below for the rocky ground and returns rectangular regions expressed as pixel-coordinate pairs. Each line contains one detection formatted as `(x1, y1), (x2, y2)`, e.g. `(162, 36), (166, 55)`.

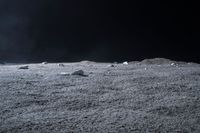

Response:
(0, 58), (200, 133)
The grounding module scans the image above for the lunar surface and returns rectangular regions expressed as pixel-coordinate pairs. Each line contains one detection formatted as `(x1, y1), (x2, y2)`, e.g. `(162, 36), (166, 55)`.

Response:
(0, 58), (200, 133)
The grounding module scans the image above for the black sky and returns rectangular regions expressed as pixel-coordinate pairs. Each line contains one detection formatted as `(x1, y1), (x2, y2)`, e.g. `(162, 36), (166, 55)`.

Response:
(0, 0), (199, 63)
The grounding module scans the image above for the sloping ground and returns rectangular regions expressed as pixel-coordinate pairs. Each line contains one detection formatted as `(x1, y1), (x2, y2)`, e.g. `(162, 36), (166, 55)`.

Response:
(0, 58), (200, 133)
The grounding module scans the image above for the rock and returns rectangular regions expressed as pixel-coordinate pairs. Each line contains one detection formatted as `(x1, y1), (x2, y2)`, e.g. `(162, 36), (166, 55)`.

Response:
(59, 72), (70, 76)
(71, 70), (88, 77)
(108, 64), (115, 67)
(171, 63), (175, 66)
(42, 62), (48, 64)
(123, 61), (129, 65)
(58, 63), (65, 67)
(19, 65), (29, 69)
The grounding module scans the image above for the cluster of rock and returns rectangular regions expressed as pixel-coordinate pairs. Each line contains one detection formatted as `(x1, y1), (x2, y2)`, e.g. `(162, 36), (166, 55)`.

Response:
(17, 59), (182, 77)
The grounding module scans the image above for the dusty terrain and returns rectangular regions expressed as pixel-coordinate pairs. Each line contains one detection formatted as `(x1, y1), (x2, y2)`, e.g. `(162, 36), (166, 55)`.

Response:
(0, 58), (200, 133)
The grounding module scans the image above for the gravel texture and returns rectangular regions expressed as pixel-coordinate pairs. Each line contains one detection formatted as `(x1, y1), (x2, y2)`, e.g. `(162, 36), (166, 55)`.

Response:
(0, 58), (200, 133)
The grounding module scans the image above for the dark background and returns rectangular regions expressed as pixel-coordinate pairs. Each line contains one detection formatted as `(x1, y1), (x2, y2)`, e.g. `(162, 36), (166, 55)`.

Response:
(0, 0), (199, 63)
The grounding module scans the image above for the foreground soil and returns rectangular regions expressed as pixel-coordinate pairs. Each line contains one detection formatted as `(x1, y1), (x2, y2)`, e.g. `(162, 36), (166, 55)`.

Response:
(0, 58), (200, 133)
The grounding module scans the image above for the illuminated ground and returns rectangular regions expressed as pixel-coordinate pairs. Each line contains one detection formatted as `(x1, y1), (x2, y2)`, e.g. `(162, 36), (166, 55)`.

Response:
(0, 58), (200, 132)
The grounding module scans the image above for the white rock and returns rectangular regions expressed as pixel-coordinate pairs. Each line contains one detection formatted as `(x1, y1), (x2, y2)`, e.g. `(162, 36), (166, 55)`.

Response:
(171, 63), (175, 66)
(59, 72), (70, 76)
(123, 61), (129, 65)
(42, 62), (48, 64)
